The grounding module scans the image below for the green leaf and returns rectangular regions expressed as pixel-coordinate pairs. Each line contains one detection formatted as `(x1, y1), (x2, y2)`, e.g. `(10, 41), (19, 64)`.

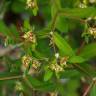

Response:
(53, 32), (75, 56)
(79, 43), (96, 61)
(25, 75), (42, 87)
(69, 56), (85, 63)
(61, 0), (80, 8)
(57, 84), (65, 96)
(36, 38), (52, 57)
(24, 19), (31, 30)
(9, 24), (19, 38)
(90, 83), (96, 96)
(51, 0), (61, 18)
(60, 70), (81, 78)
(38, 83), (56, 92)
(0, 21), (19, 40)
(44, 69), (53, 81)
(78, 63), (96, 77)
(25, 75), (56, 91)
(11, 1), (25, 13)
(33, 7), (38, 16)
(56, 16), (68, 33)
(0, 21), (10, 36)
(60, 7), (96, 18)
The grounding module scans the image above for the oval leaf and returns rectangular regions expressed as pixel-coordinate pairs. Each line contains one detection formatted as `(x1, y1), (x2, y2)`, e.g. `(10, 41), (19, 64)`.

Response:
(79, 43), (96, 61)
(44, 69), (53, 81)
(69, 56), (85, 63)
(53, 32), (75, 56)
(61, 7), (96, 18)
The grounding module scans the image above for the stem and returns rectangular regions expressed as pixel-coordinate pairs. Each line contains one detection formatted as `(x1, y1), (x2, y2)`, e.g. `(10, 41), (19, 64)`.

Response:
(51, 10), (86, 32)
(23, 76), (33, 89)
(76, 41), (85, 55)
(50, 10), (91, 78)
(83, 80), (96, 96)
(51, 11), (59, 32)
(50, 11), (59, 55)
(0, 42), (23, 57)
(73, 63), (92, 80)
(59, 11), (86, 24)
(0, 75), (22, 81)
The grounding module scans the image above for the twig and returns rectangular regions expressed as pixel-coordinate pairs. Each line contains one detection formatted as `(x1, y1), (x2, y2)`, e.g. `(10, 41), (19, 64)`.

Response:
(23, 76), (33, 89)
(50, 11), (59, 55)
(83, 79), (96, 96)
(0, 43), (23, 57)
(51, 11), (59, 32)
(59, 11), (86, 24)
(73, 63), (92, 81)
(50, 10), (86, 33)
(76, 41), (86, 55)
(0, 75), (22, 81)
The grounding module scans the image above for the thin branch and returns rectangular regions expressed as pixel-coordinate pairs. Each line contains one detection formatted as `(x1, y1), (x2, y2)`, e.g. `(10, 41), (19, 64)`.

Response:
(83, 80), (96, 96)
(50, 10), (92, 79)
(73, 63), (92, 81)
(0, 75), (22, 81)
(51, 10), (86, 32)
(0, 43), (23, 57)
(51, 11), (59, 32)
(50, 11), (59, 56)
(59, 11), (86, 24)
(23, 76), (33, 89)
(76, 41), (85, 55)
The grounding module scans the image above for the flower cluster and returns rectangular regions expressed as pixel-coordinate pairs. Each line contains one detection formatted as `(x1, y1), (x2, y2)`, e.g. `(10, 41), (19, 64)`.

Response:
(32, 59), (41, 69)
(60, 57), (69, 67)
(88, 27), (96, 38)
(50, 57), (69, 73)
(50, 63), (64, 73)
(28, 59), (41, 75)
(79, 3), (87, 8)
(21, 55), (32, 71)
(23, 30), (36, 43)
(15, 81), (23, 91)
(78, 0), (96, 8)
(89, 0), (96, 3)
(21, 55), (41, 74)
(26, 0), (37, 9)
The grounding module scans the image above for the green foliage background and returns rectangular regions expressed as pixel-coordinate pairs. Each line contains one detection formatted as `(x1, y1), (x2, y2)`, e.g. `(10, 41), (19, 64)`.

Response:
(0, 0), (96, 96)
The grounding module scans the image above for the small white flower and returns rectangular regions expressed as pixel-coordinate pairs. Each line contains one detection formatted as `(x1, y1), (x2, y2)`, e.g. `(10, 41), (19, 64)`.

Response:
(26, 0), (36, 9)
(94, 16), (96, 20)
(50, 31), (53, 35)
(88, 27), (96, 38)
(89, 0), (96, 3)
(79, 3), (87, 8)
(86, 17), (92, 21)
(15, 81), (23, 91)
(93, 77), (96, 81)
(55, 53), (59, 58)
